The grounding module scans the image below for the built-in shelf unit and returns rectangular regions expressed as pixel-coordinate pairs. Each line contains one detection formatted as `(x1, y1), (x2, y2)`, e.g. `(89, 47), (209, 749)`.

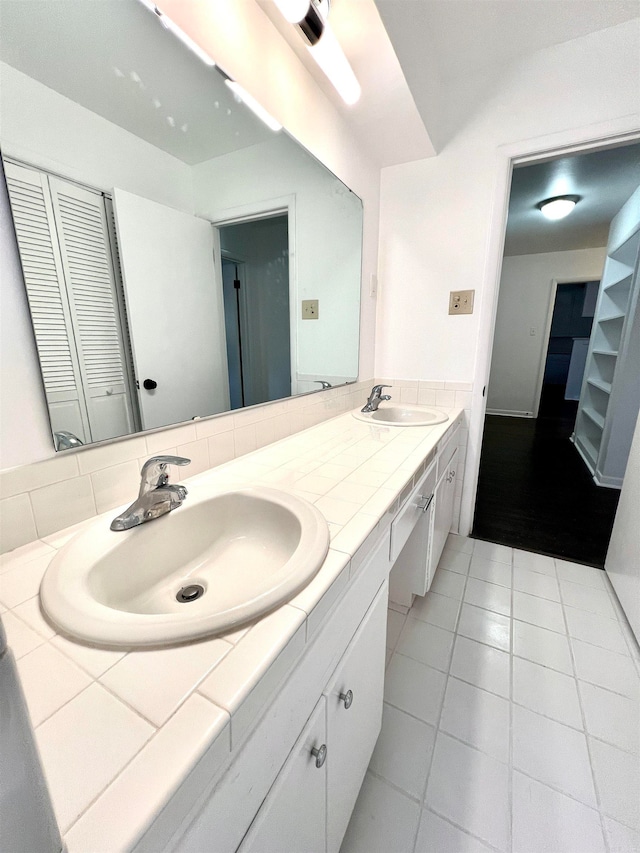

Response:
(573, 186), (640, 488)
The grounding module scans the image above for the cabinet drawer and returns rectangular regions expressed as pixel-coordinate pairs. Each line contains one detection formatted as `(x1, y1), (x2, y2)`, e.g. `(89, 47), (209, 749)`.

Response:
(390, 461), (436, 562)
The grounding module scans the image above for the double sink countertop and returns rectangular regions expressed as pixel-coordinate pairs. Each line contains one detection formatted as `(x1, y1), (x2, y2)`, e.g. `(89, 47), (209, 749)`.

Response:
(0, 406), (463, 851)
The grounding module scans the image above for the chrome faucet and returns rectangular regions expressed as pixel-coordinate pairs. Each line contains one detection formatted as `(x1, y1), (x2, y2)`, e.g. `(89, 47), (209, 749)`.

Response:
(314, 380), (332, 389)
(361, 384), (392, 413)
(110, 455), (191, 531)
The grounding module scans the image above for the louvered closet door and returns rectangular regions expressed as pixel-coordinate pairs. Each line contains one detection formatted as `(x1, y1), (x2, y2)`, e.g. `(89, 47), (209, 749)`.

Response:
(4, 161), (91, 443)
(48, 176), (137, 442)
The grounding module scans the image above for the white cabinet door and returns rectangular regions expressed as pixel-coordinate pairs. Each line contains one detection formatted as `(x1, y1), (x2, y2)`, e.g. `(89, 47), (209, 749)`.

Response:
(429, 447), (459, 584)
(238, 697), (327, 853)
(324, 584), (388, 852)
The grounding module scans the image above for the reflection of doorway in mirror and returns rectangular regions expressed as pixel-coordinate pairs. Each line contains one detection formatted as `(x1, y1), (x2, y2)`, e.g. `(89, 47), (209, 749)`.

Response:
(219, 216), (291, 409)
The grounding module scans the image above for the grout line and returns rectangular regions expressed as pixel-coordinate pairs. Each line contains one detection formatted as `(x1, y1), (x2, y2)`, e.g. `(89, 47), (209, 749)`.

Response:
(557, 575), (610, 853)
(411, 545), (475, 853)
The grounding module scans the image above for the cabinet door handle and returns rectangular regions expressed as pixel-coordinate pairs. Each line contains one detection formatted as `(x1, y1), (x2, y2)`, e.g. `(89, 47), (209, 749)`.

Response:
(417, 494), (434, 513)
(311, 744), (327, 768)
(339, 689), (354, 710)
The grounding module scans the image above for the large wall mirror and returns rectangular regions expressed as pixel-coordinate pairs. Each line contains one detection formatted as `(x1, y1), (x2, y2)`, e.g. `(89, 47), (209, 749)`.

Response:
(0, 0), (362, 451)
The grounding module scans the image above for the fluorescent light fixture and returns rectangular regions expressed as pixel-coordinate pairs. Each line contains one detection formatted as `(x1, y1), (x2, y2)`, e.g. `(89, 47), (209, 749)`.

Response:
(537, 195), (580, 221)
(137, 0), (215, 66)
(273, 0), (361, 105)
(225, 80), (283, 132)
(308, 23), (361, 105)
(272, 0), (310, 24)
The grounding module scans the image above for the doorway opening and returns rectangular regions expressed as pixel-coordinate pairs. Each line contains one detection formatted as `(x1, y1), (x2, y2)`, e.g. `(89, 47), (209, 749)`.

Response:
(218, 214), (291, 410)
(473, 141), (640, 567)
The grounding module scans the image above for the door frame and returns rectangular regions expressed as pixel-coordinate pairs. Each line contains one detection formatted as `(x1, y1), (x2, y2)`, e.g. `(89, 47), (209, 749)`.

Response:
(463, 117), (640, 537)
(531, 276), (600, 419)
(211, 194), (297, 398)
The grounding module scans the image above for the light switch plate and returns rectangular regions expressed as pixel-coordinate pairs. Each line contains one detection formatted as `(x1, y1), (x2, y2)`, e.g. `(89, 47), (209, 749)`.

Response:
(449, 289), (474, 315)
(302, 299), (319, 319)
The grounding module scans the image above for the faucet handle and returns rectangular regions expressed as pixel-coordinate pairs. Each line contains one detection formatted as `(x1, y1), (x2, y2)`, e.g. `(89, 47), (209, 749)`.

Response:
(371, 384), (392, 394)
(139, 455), (190, 495)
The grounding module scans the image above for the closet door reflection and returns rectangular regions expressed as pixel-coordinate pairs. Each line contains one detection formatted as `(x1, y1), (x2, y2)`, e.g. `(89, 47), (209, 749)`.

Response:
(5, 160), (139, 445)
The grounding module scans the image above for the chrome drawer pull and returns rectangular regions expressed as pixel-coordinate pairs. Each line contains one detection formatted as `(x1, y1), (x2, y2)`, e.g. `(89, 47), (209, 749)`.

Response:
(311, 744), (327, 768)
(339, 689), (354, 710)
(416, 494), (434, 513)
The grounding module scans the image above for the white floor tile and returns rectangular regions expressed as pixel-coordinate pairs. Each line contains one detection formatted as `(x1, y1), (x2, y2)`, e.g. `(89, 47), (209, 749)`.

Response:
(513, 620), (574, 675)
(386, 609), (406, 649)
(439, 548), (472, 575)
(604, 817), (640, 853)
(464, 577), (511, 617)
(369, 703), (436, 798)
(556, 560), (607, 589)
(469, 556), (512, 588)
(440, 677), (510, 762)
(589, 738), (640, 829)
(512, 566), (560, 602)
(512, 705), (597, 807)
(560, 580), (617, 619)
(445, 534), (475, 554)
(457, 603), (510, 652)
(513, 590), (565, 633)
(340, 772), (421, 853)
(564, 606), (629, 655)
(513, 550), (556, 576)
(472, 540), (513, 565)
(384, 653), (447, 725)
(513, 657), (582, 728)
(410, 591), (460, 631)
(1, 611), (46, 658)
(35, 683), (153, 832)
(396, 618), (454, 672)
(579, 681), (639, 754)
(450, 636), (510, 698)
(415, 809), (493, 853)
(425, 733), (510, 851)
(430, 568), (466, 600)
(512, 771), (605, 853)
(571, 639), (639, 699)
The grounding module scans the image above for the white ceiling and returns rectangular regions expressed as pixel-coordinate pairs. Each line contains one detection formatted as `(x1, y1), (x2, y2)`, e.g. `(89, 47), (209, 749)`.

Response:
(505, 143), (640, 255)
(0, 0), (273, 165)
(374, 0), (640, 150)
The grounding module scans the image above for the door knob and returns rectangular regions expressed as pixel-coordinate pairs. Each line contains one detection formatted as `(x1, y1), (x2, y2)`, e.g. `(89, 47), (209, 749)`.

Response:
(143, 378), (158, 390)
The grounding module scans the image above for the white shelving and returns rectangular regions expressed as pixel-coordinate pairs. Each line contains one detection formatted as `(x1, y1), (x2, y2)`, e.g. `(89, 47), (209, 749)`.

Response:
(573, 186), (640, 489)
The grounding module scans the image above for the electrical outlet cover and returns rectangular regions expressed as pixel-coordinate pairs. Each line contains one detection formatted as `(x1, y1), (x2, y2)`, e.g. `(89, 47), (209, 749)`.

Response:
(302, 299), (319, 319)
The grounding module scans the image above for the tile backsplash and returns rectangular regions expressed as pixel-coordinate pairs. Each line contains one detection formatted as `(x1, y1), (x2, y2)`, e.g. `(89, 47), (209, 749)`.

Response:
(0, 378), (473, 554)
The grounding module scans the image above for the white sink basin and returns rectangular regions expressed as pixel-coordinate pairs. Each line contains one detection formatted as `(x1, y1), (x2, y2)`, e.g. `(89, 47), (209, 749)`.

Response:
(352, 404), (449, 427)
(40, 486), (329, 648)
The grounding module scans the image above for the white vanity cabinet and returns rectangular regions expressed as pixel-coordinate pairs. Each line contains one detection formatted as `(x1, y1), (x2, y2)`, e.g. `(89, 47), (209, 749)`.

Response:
(429, 446), (459, 584)
(238, 587), (387, 853)
(324, 586), (386, 851)
(238, 698), (328, 853)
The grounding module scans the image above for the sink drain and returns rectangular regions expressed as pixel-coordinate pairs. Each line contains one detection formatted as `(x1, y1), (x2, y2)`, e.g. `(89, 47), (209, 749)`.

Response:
(176, 584), (205, 603)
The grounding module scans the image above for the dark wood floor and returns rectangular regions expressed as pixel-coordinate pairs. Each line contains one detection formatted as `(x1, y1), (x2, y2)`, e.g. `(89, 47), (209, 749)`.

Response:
(472, 394), (620, 569)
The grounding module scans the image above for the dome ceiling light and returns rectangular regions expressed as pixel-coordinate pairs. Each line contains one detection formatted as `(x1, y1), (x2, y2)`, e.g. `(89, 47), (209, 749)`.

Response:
(537, 195), (581, 221)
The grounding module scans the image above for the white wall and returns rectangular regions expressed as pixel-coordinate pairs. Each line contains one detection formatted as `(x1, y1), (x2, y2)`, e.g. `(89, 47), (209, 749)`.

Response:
(605, 409), (640, 640)
(377, 20), (640, 533)
(193, 135), (361, 385)
(487, 248), (606, 415)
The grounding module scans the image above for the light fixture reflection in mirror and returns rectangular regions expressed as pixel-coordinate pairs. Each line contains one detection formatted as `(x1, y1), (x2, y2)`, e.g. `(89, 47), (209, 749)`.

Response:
(0, 0), (363, 451)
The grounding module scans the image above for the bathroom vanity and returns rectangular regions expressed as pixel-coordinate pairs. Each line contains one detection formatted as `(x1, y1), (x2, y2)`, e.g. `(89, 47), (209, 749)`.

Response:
(2, 405), (464, 852)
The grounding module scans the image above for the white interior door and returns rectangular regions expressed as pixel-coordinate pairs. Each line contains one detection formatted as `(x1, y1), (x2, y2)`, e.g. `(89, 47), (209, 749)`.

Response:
(113, 189), (229, 430)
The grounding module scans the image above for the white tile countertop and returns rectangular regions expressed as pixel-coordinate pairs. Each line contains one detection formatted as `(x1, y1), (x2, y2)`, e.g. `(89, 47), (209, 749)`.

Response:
(0, 405), (463, 851)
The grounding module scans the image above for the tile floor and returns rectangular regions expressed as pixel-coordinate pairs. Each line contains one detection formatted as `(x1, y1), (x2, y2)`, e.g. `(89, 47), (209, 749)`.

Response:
(341, 535), (640, 853)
